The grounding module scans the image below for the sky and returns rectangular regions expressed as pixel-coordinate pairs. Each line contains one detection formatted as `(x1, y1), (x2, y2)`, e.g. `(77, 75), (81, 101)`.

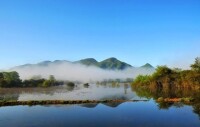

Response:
(0, 0), (200, 69)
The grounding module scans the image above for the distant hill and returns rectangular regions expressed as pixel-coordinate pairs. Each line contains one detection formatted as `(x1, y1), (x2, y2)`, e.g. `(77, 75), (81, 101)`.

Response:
(76, 58), (98, 66)
(140, 63), (154, 69)
(76, 57), (132, 70)
(10, 57), (153, 70)
(98, 57), (132, 70)
(13, 60), (69, 69)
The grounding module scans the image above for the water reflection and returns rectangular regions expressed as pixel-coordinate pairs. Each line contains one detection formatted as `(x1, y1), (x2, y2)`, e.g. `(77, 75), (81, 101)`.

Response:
(132, 85), (200, 118)
(0, 83), (200, 120)
(0, 83), (141, 101)
(0, 101), (199, 127)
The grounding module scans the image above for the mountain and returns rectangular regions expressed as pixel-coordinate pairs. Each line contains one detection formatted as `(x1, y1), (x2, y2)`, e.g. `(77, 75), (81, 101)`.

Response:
(140, 63), (154, 69)
(76, 58), (98, 66)
(76, 57), (132, 70)
(12, 60), (69, 69)
(75, 57), (132, 70)
(37, 61), (52, 66)
(98, 57), (132, 70)
(11, 57), (153, 70)
(81, 102), (123, 108)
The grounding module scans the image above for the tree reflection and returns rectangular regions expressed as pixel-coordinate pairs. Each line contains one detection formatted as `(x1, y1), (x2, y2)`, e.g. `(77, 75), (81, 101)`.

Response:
(132, 85), (200, 117)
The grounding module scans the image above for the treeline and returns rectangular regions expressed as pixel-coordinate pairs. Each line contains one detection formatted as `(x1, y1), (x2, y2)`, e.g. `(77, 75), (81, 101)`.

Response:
(0, 72), (63, 88)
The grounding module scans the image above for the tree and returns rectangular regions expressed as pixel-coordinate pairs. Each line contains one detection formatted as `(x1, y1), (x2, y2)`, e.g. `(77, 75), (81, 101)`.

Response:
(30, 75), (42, 80)
(9, 71), (22, 87)
(49, 75), (55, 82)
(42, 80), (51, 87)
(0, 73), (3, 83)
(133, 75), (151, 85)
(2, 71), (22, 87)
(191, 57), (200, 72)
(0, 73), (5, 87)
(0, 73), (3, 79)
(152, 66), (173, 79)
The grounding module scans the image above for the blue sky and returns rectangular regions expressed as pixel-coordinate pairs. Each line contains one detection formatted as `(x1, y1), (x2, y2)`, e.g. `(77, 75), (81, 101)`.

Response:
(0, 0), (200, 69)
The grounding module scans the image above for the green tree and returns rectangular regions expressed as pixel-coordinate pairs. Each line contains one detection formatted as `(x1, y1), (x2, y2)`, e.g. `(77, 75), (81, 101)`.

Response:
(49, 75), (55, 82)
(0, 73), (3, 79)
(30, 75), (42, 80)
(2, 71), (22, 87)
(0, 73), (3, 82)
(191, 57), (200, 72)
(152, 66), (173, 79)
(133, 75), (151, 85)
(42, 80), (51, 87)
(0, 73), (5, 87)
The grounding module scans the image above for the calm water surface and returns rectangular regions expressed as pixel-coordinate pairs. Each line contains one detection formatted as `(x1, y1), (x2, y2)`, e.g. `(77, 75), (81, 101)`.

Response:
(0, 84), (140, 101)
(0, 84), (200, 127)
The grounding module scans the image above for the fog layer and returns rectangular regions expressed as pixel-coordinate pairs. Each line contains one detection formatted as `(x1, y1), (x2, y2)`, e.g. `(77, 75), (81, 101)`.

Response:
(11, 62), (154, 82)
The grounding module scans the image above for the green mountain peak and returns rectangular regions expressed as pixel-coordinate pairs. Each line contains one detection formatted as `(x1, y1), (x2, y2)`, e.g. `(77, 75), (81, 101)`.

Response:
(141, 63), (154, 68)
(78, 58), (98, 66)
(98, 57), (132, 70)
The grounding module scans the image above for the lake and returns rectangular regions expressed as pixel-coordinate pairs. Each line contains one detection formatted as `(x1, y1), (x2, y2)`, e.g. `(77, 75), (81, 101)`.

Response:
(0, 83), (200, 127)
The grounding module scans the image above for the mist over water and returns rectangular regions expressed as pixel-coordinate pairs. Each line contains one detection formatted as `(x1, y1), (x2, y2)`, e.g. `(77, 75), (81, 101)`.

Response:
(0, 83), (142, 101)
(17, 84), (140, 101)
(11, 62), (154, 82)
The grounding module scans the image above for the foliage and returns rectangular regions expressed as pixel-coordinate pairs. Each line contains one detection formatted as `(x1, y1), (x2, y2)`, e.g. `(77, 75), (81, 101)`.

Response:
(0, 71), (22, 87)
(132, 57), (200, 99)
(0, 73), (4, 84)
(66, 82), (75, 87)
(191, 57), (200, 72)
(133, 75), (151, 85)
(42, 80), (51, 87)
(131, 58), (200, 117)
(151, 66), (174, 79)
(132, 58), (200, 91)
(49, 75), (55, 82)
(0, 72), (63, 88)
(23, 79), (45, 87)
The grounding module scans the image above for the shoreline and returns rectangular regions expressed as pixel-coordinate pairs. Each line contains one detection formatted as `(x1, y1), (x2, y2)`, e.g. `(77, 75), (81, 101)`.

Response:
(156, 97), (194, 103)
(0, 98), (194, 107)
(0, 99), (148, 107)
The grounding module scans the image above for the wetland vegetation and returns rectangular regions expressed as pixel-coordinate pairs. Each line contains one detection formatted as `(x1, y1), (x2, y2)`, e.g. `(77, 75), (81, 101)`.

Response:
(132, 57), (200, 117)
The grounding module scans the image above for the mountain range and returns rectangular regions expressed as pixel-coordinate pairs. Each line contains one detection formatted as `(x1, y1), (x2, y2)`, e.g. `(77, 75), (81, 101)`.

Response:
(12, 57), (154, 70)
